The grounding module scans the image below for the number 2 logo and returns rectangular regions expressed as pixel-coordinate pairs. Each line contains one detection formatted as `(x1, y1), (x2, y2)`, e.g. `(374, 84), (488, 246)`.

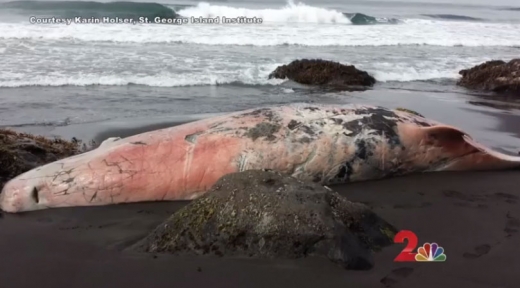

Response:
(393, 230), (418, 262)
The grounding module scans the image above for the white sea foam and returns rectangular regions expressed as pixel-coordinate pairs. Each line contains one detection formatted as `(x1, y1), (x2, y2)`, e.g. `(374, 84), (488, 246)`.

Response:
(0, 34), (508, 87)
(1, 20), (518, 47)
(367, 64), (461, 82)
(0, 61), (472, 87)
(0, 1), (519, 47)
(177, 1), (351, 24)
(0, 69), (286, 88)
(0, 1), (518, 87)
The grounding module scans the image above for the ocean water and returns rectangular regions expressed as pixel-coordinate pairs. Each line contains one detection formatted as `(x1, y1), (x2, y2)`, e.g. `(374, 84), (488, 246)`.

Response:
(0, 0), (519, 152)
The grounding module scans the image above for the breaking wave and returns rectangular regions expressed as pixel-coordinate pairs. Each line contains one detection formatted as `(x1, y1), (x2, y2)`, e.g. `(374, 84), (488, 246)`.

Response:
(0, 68), (287, 88)
(1, 19), (518, 46)
(0, 59), (481, 88)
(1, 0), (517, 47)
(0, 1), (180, 19)
(176, 1), (396, 25)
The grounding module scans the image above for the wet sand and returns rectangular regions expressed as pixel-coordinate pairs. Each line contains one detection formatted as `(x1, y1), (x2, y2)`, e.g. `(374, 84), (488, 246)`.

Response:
(1, 170), (519, 288)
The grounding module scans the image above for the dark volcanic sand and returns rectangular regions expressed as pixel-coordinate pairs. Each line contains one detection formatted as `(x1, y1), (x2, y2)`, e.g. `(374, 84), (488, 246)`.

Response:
(1, 170), (519, 288)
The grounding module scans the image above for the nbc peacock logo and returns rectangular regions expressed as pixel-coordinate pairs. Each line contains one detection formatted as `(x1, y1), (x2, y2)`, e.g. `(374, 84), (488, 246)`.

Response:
(415, 242), (446, 262)
(393, 230), (447, 262)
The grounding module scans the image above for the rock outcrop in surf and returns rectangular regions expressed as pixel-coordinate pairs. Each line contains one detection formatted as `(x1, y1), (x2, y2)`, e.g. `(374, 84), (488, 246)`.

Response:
(457, 59), (520, 95)
(0, 129), (86, 190)
(345, 13), (399, 25)
(269, 59), (376, 91)
(135, 170), (397, 270)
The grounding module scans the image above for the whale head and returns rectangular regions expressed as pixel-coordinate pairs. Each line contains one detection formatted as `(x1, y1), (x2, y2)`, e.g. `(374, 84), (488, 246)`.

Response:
(1, 167), (52, 212)
(0, 151), (98, 213)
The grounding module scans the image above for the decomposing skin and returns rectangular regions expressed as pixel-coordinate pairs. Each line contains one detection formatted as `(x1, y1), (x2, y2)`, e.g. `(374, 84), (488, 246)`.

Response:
(2, 103), (520, 212)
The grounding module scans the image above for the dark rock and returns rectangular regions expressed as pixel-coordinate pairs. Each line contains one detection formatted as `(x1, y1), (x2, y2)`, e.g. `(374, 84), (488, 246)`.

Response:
(348, 13), (399, 25)
(457, 59), (520, 94)
(135, 170), (397, 270)
(349, 13), (379, 25)
(268, 59), (376, 91)
(0, 129), (85, 190)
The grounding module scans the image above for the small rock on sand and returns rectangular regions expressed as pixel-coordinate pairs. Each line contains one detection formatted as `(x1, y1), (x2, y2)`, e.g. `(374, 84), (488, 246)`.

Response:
(135, 170), (398, 270)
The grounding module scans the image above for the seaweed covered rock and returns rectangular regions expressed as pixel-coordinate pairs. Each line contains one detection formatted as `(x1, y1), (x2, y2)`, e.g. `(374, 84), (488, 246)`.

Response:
(0, 129), (83, 190)
(136, 170), (397, 270)
(268, 59), (376, 91)
(458, 59), (520, 94)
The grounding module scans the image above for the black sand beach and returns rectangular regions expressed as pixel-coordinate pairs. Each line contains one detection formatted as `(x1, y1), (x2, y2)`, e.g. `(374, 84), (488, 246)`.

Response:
(2, 105), (520, 288)
(1, 170), (519, 288)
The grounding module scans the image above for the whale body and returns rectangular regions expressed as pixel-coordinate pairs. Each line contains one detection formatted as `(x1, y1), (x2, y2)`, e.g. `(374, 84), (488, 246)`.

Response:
(1, 103), (519, 212)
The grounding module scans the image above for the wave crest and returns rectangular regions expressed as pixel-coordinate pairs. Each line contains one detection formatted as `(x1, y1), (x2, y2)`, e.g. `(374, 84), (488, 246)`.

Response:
(177, 1), (351, 24)
(1, 1), (178, 19)
(176, 1), (398, 25)
(422, 14), (483, 21)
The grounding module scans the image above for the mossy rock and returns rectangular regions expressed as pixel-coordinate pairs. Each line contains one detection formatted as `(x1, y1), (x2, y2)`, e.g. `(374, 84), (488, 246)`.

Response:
(457, 59), (520, 94)
(0, 129), (85, 190)
(268, 59), (376, 91)
(135, 170), (397, 270)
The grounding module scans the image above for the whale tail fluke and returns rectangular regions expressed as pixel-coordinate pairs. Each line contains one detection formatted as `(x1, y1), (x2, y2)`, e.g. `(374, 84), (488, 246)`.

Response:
(421, 125), (520, 171)
(462, 134), (520, 165)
